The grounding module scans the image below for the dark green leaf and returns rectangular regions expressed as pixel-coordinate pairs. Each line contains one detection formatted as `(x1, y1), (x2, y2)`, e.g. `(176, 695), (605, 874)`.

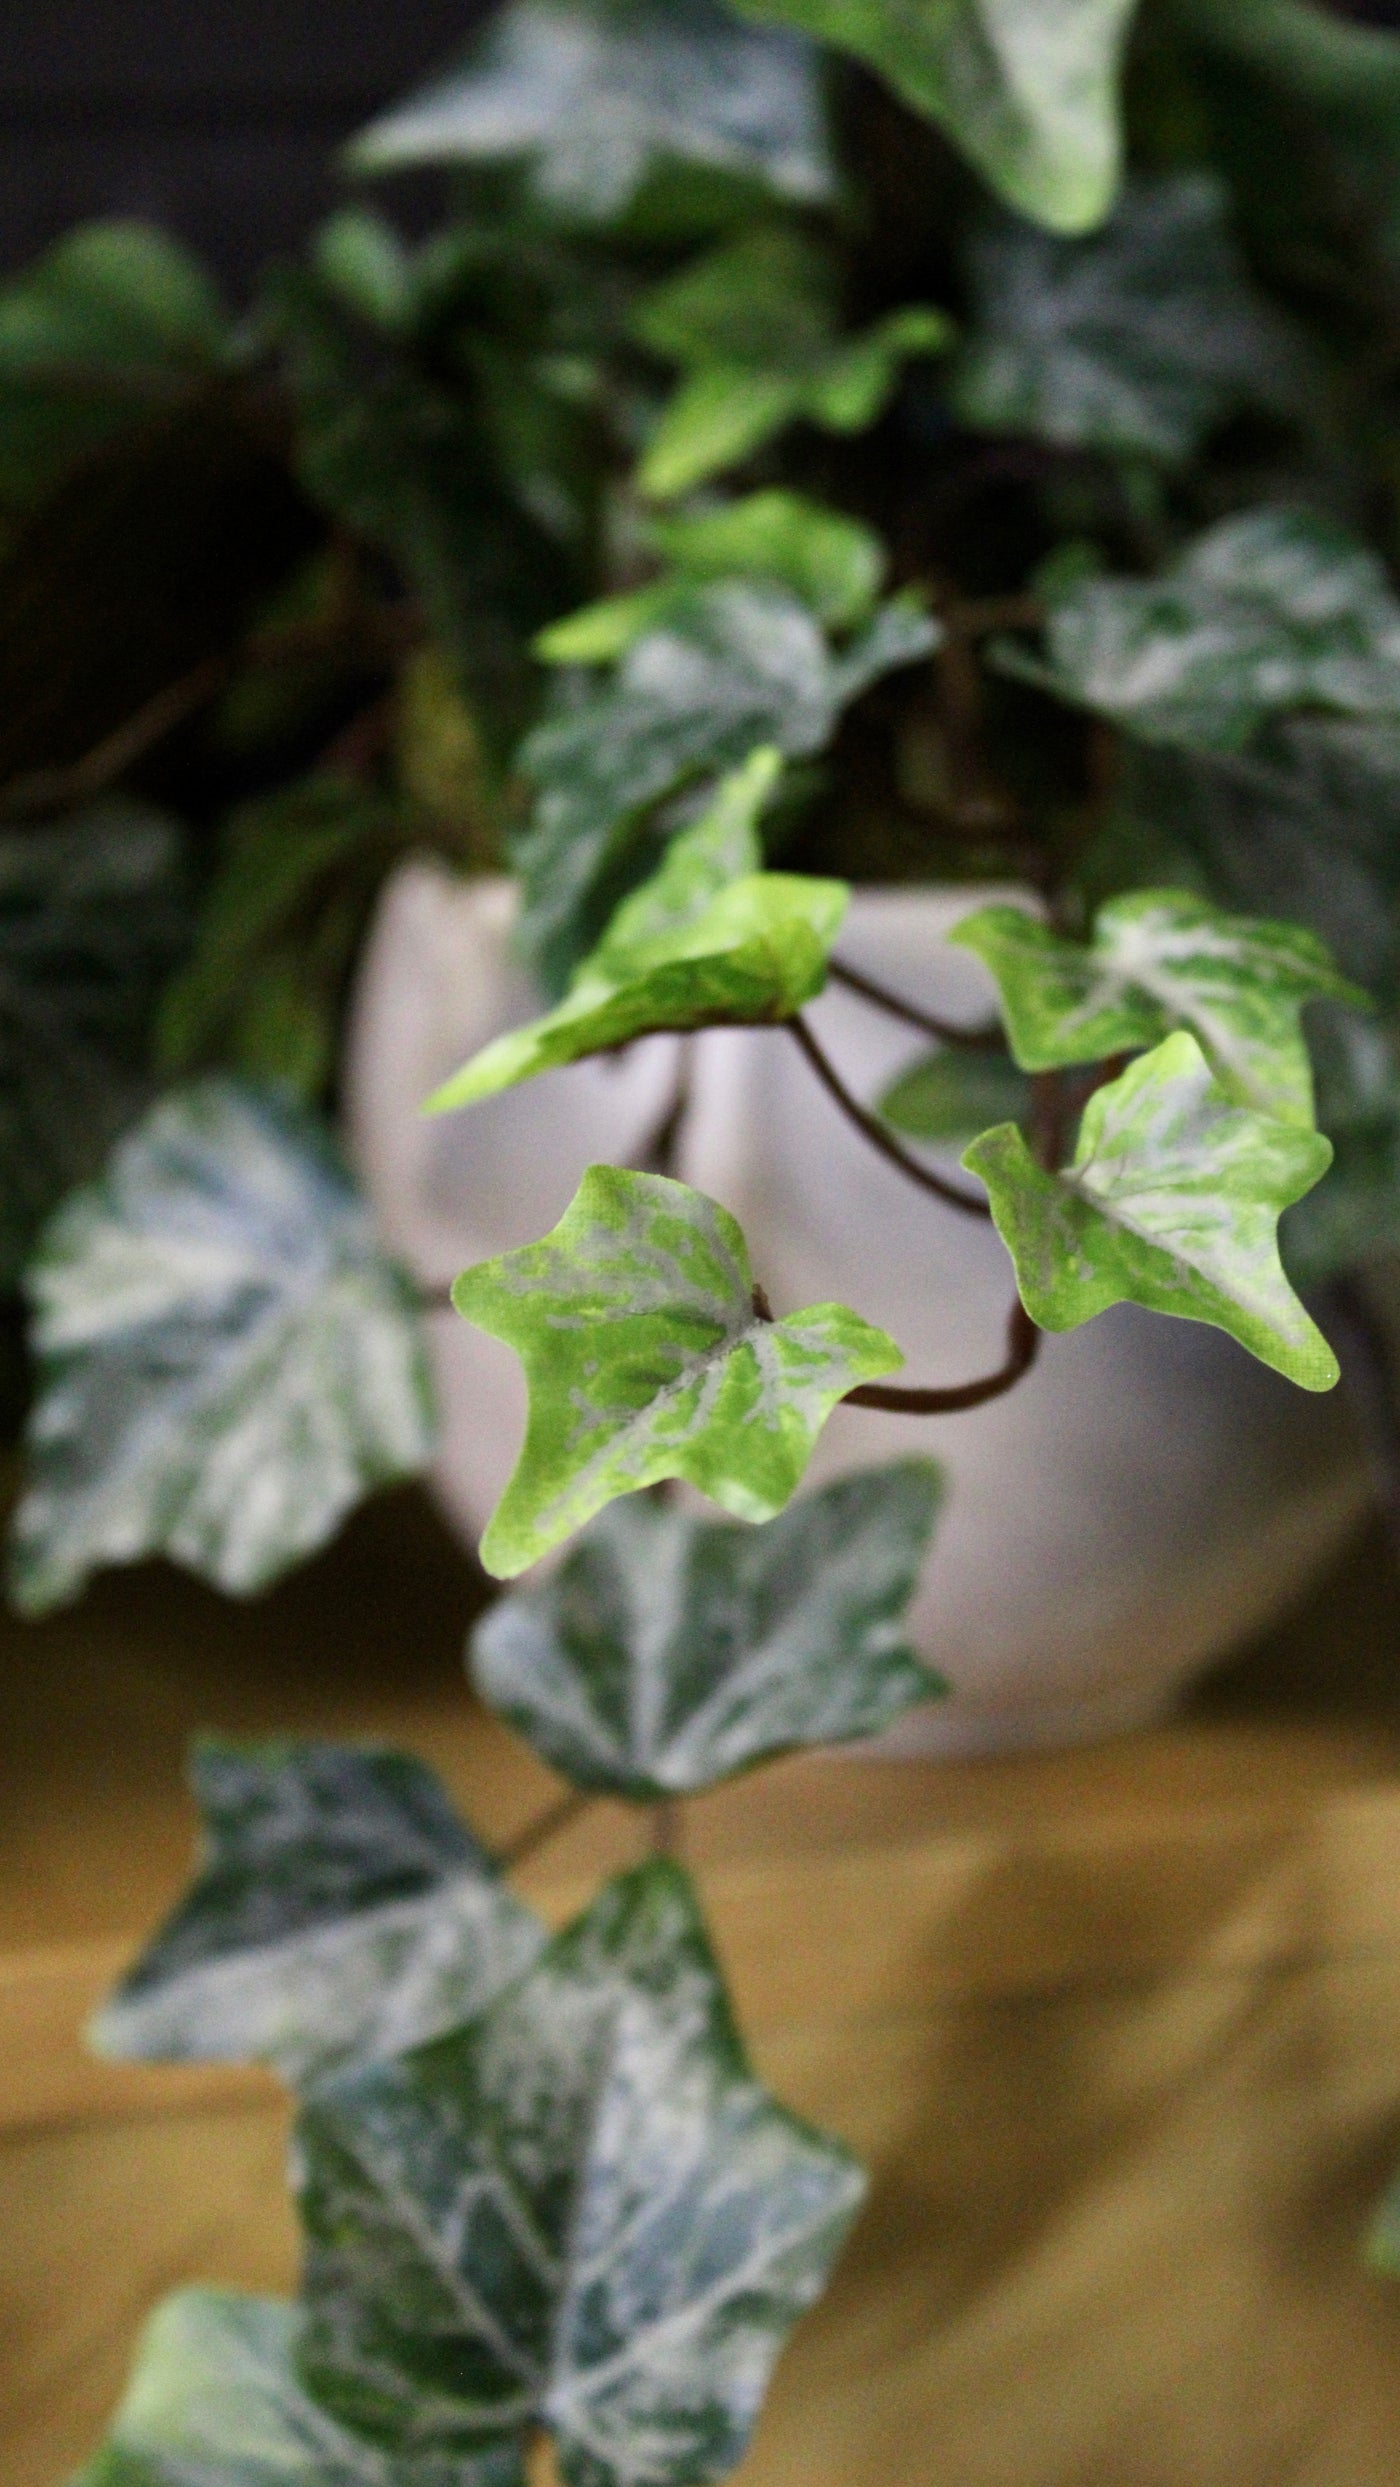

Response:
(0, 799), (187, 1287)
(952, 889), (1361, 1125)
(158, 778), (417, 1103)
(732, 0), (1137, 231)
(965, 1031), (1339, 1388)
(633, 226), (948, 497)
(879, 1047), (1031, 1144)
(471, 1460), (943, 1797)
(10, 1080), (434, 1615)
(71, 2288), (520, 2486)
(1281, 1007), (1400, 1283)
(93, 1742), (542, 2087)
(452, 1164), (902, 1576)
(427, 749), (846, 1109)
(0, 220), (226, 514)
(296, 1860), (865, 2486)
(514, 578), (937, 991)
(348, 0), (833, 221)
(1006, 507), (1400, 752)
(951, 172), (1309, 462)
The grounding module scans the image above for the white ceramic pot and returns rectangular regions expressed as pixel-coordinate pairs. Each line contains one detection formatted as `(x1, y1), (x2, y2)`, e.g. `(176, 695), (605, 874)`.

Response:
(345, 863), (1370, 1756)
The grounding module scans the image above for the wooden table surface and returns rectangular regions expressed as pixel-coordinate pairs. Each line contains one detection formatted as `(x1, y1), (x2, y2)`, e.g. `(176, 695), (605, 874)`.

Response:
(7, 1486), (1400, 2487)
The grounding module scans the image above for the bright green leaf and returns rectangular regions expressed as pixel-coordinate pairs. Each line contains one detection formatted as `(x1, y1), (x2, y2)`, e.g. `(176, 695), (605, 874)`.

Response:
(952, 889), (1362, 1125)
(1006, 507), (1400, 751)
(0, 800), (187, 1288)
(470, 1460), (943, 1797)
(71, 2288), (520, 2487)
(633, 227), (948, 497)
(731, 0), (1138, 232)
(951, 172), (1310, 462)
(296, 1861), (865, 2485)
(92, 1742), (542, 2088)
(515, 577), (936, 991)
(452, 1165), (902, 1576)
(965, 1031), (1338, 1389)
(10, 1081), (434, 1615)
(346, 0), (834, 220)
(427, 752), (845, 1110)
(879, 1046), (1032, 1144)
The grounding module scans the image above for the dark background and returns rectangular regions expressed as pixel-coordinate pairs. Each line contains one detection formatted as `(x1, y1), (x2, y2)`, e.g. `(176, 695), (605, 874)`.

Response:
(1, 0), (1400, 286)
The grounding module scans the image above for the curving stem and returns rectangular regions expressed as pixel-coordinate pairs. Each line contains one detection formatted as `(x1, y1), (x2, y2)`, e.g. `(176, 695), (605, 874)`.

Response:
(787, 1013), (993, 1218)
(826, 956), (1004, 1049)
(844, 1297), (1040, 1414)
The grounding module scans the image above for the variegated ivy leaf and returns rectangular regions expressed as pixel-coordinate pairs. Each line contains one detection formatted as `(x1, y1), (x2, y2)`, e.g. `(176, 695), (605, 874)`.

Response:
(71, 2288), (520, 2487)
(346, 0), (833, 221)
(452, 1166), (902, 1577)
(964, 1032), (1338, 1390)
(10, 1081), (434, 1616)
(536, 490), (886, 661)
(92, 1742), (543, 2088)
(951, 173), (1309, 463)
(1004, 507), (1400, 752)
(633, 224), (948, 499)
(428, 750), (846, 1111)
(951, 889), (1362, 1126)
(515, 576), (936, 992)
(732, 0), (1137, 232)
(879, 1046), (1032, 1145)
(470, 1460), (944, 1797)
(296, 1861), (865, 2487)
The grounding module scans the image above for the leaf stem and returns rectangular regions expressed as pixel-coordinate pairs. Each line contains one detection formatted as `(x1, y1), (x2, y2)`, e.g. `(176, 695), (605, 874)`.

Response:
(826, 956), (1004, 1050)
(497, 1788), (592, 1870)
(787, 1014), (992, 1219)
(846, 1298), (1039, 1414)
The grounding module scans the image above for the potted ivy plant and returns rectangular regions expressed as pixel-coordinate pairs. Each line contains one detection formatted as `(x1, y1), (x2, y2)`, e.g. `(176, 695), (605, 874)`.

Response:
(9, 0), (1400, 2478)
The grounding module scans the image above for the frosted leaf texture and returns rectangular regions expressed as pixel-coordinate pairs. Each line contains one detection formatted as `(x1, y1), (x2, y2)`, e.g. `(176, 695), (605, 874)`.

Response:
(965, 1031), (1338, 1389)
(296, 1863), (865, 2487)
(470, 1461), (944, 1795)
(10, 1080), (433, 1613)
(451, 1165), (902, 1576)
(93, 1742), (543, 2087)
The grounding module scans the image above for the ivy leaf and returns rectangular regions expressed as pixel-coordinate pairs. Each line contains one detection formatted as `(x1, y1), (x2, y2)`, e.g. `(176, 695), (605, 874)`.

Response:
(296, 1861), (865, 2486)
(879, 1047), (1032, 1144)
(470, 1461), (943, 1798)
(1280, 1007), (1400, 1285)
(951, 172), (1310, 463)
(427, 751), (846, 1110)
(0, 219), (226, 515)
(0, 799), (187, 1288)
(964, 1032), (1338, 1389)
(731, 0), (1137, 232)
(92, 1742), (543, 2088)
(346, 0), (833, 222)
(633, 225), (948, 498)
(10, 1080), (434, 1616)
(1006, 507), (1400, 752)
(72, 2288), (521, 2487)
(515, 577), (936, 992)
(452, 1165), (902, 1577)
(951, 889), (1362, 1126)
(537, 490), (886, 661)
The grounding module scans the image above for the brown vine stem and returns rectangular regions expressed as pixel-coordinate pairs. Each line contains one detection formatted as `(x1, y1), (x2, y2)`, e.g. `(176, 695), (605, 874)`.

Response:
(787, 1013), (992, 1219)
(496, 1788), (593, 1871)
(826, 956), (1003, 1050)
(845, 1298), (1039, 1415)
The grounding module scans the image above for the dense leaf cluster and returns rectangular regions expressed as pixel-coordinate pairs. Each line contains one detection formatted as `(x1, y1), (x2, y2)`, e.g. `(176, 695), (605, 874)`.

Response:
(16, 0), (1400, 2477)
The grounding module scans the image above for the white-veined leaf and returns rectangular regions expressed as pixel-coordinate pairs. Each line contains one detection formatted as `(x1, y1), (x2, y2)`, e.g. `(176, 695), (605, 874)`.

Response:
(451, 1165), (902, 1576)
(951, 888), (1362, 1124)
(10, 1081), (434, 1614)
(92, 1741), (543, 2088)
(296, 1862), (865, 2487)
(470, 1460), (944, 1796)
(964, 1030), (1338, 1388)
